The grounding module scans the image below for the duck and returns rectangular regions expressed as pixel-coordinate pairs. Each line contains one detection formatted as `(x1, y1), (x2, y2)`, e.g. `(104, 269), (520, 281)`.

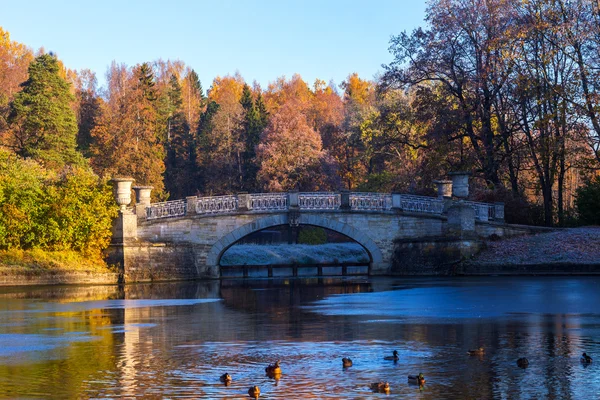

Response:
(408, 373), (426, 386)
(370, 381), (391, 393)
(342, 357), (353, 368)
(248, 386), (260, 398)
(383, 350), (399, 361)
(467, 347), (485, 356)
(517, 357), (529, 368)
(581, 352), (593, 363)
(219, 373), (232, 384)
(265, 360), (281, 376)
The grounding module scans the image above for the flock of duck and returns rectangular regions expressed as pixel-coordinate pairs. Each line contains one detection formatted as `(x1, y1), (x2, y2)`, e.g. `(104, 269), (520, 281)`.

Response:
(467, 347), (593, 369)
(218, 349), (593, 398)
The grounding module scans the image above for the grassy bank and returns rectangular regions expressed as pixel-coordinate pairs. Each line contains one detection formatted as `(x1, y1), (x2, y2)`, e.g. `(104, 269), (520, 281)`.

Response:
(0, 249), (116, 277)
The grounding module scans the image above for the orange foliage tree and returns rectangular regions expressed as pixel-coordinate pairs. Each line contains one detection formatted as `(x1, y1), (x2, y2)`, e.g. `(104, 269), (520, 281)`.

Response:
(257, 101), (334, 191)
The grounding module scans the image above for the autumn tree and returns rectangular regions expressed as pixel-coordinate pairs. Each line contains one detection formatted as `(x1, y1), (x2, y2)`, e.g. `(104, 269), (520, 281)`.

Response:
(0, 27), (33, 134)
(257, 101), (331, 191)
(381, 0), (519, 189)
(90, 62), (166, 198)
(7, 53), (83, 170)
(197, 74), (246, 194)
(552, 0), (600, 167)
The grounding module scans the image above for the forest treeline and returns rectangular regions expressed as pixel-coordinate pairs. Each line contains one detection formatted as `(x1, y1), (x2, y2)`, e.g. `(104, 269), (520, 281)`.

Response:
(1, 0), (600, 260)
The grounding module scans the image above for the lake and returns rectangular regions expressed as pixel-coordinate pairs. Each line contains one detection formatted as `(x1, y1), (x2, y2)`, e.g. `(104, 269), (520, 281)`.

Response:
(0, 276), (598, 398)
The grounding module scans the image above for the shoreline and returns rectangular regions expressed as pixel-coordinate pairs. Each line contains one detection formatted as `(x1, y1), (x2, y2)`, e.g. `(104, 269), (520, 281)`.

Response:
(459, 226), (600, 276)
(1, 226), (598, 286)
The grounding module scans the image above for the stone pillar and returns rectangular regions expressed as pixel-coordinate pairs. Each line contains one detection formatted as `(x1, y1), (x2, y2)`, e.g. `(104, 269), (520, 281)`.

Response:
(478, 204), (489, 222)
(392, 193), (402, 210)
(433, 180), (453, 199)
(110, 177), (137, 244)
(447, 202), (476, 238)
(186, 196), (198, 216)
(237, 193), (250, 211)
(133, 185), (153, 218)
(340, 190), (351, 210)
(288, 190), (299, 209)
(494, 202), (505, 222)
(448, 171), (471, 199)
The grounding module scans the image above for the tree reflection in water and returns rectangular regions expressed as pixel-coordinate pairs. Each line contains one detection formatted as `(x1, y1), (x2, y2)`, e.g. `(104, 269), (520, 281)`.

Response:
(0, 277), (598, 398)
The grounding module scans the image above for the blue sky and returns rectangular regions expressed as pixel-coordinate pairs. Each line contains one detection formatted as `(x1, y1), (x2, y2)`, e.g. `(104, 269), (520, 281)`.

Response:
(2, 1), (427, 90)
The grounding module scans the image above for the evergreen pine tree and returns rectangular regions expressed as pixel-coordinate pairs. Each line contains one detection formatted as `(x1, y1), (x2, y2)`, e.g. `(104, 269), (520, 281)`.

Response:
(164, 74), (197, 198)
(195, 100), (220, 194)
(8, 53), (83, 169)
(187, 69), (205, 101)
(255, 92), (269, 132)
(137, 62), (157, 101)
(239, 84), (263, 190)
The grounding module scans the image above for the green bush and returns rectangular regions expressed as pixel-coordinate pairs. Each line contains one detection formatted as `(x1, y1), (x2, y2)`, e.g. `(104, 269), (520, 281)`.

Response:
(0, 150), (118, 255)
(298, 227), (327, 245)
(575, 176), (600, 225)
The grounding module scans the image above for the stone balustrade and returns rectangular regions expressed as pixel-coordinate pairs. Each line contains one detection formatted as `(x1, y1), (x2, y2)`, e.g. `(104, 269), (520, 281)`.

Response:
(146, 200), (187, 220)
(395, 194), (445, 215)
(194, 195), (238, 215)
(298, 192), (340, 210)
(135, 191), (503, 223)
(249, 193), (288, 211)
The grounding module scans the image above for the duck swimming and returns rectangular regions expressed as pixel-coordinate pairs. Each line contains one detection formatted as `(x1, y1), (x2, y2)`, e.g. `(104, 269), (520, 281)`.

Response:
(517, 357), (529, 368)
(581, 352), (593, 363)
(265, 360), (281, 376)
(370, 381), (391, 393)
(467, 347), (485, 356)
(383, 350), (399, 361)
(248, 386), (260, 398)
(342, 357), (353, 368)
(219, 373), (232, 384)
(408, 373), (426, 386)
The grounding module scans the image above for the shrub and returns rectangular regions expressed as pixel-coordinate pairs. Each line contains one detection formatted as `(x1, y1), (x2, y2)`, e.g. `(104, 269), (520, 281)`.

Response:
(0, 149), (118, 255)
(298, 227), (327, 245)
(575, 176), (600, 226)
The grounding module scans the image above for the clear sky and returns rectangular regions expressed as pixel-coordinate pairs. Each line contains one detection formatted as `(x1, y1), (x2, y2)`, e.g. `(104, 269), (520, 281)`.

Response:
(1, 1), (427, 90)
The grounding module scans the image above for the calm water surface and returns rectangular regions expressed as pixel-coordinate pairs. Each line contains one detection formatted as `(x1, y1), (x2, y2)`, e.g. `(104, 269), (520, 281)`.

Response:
(0, 276), (599, 399)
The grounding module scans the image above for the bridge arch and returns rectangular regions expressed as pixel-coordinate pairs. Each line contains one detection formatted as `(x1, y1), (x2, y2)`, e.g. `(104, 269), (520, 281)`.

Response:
(205, 213), (384, 269)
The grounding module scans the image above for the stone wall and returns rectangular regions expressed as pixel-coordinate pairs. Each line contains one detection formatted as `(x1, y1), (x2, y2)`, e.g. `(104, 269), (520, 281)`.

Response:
(119, 242), (216, 283)
(391, 237), (482, 275)
(0, 271), (119, 287)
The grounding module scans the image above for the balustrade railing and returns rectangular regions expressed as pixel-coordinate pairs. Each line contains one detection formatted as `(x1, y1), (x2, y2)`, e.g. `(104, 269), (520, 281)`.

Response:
(397, 194), (445, 215)
(195, 195), (238, 214)
(299, 192), (340, 210)
(462, 201), (495, 221)
(143, 191), (502, 222)
(249, 193), (288, 211)
(350, 192), (393, 211)
(146, 199), (187, 220)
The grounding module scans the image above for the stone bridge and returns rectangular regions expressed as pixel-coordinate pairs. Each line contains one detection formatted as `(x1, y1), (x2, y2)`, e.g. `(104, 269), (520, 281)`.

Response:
(107, 174), (519, 282)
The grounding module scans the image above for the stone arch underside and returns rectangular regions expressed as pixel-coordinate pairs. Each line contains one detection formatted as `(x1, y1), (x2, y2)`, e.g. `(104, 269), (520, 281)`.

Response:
(205, 213), (384, 268)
